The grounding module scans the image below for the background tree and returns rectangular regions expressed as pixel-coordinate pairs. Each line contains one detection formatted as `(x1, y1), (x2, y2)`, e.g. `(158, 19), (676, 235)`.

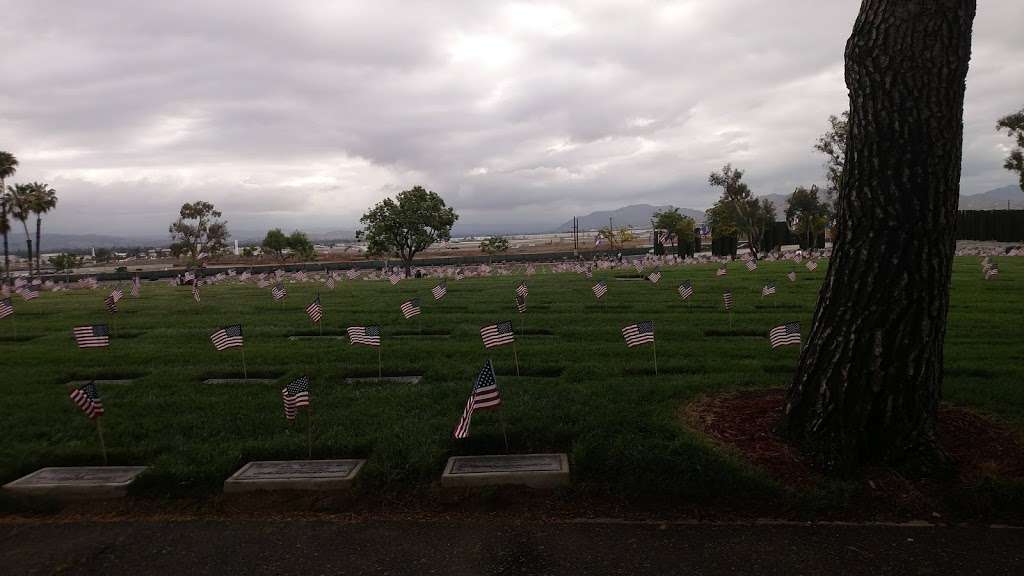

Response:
(784, 0), (977, 473)
(49, 252), (81, 270)
(29, 182), (57, 272)
(707, 165), (775, 259)
(8, 183), (35, 274)
(168, 201), (229, 263)
(479, 236), (509, 261)
(0, 151), (16, 281)
(815, 111), (849, 202)
(785, 185), (831, 249)
(996, 107), (1023, 192)
(357, 186), (457, 277)
(93, 247), (113, 263)
(652, 207), (696, 256)
(287, 230), (315, 261)
(261, 228), (289, 261)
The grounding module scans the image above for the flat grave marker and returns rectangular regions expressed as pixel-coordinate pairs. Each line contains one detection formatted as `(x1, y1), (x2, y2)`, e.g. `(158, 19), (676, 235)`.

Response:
(203, 378), (278, 385)
(3, 466), (147, 499)
(343, 375), (423, 384)
(441, 453), (569, 489)
(223, 460), (365, 492)
(66, 379), (136, 387)
(287, 335), (345, 341)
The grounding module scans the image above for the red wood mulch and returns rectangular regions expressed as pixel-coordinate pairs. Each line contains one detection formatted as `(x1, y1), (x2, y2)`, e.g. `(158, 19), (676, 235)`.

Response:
(684, 389), (1024, 522)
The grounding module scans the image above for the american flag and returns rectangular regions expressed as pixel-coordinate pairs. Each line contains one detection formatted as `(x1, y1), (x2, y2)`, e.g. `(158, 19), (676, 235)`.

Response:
(585, 266), (593, 279)
(0, 298), (14, 319)
(192, 281), (201, 303)
(762, 282), (776, 296)
(281, 375), (311, 421)
(13, 277), (26, 289)
(722, 290), (734, 310)
(716, 266), (727, 277)
(621, 320), (655, 348)
(400, 298), (422, 319)
(769, 322), (802, 349)
(985, 268), (999, 279)
(592, 281), (608, 299)
(432, 281), (448, 300)
(480, 321), (515, 349)
(455, 268), (465, 280)
(526, 264), (536, 275)
(131, 276), (141, 297)
(647, 270), (662, 284)
(346, 268), (360, 279)
(453, 360), (501, 439)
(104, 294), (118, 313)
(633, 260), (645, 274)
(306, 296), (324, 323)
(677, 280), (693, 300)
(787, 271), (797, 282)
(515, 294), (527, 313)
(325, 275), (336, 290)
(70, 381), (105, 419)
(388, 271), (403, 285)
(18, 287), (39, 301)
(515, 281), (529, 298)
(272, 283), (287, 301)
(347, 325), (381, 347)
(110, 287), (124, 303)
(745, 259), (758, 272)
(210, 324), (244, 350)
(294, 270), (307, 282)
(806, 260), (818, 272)
(73, 324), (110, 348)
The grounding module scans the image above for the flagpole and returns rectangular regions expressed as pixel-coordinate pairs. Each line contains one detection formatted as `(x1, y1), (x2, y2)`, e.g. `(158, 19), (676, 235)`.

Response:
(96, 418), (108, 465)
(377, 343), (382, 380)
(512, 341), (520, 376)
(652, 340), (658, 376)
(495, 357), (510, 453)
(307, 407), (313, 459)
(241, 346), (248, 381)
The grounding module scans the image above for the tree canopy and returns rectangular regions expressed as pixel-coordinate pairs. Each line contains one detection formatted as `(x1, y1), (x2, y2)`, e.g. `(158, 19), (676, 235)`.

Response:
(785, 185), (832, 249)
(261, 228), (289, 260)
(652, 207), (696, 256)
(996, 107), (1024, 192)
(706, 164), (775, 259)
(287, 230), (315, 261)
(814, 111), (848, 202)
(358, 186), (457, 276)
(479, 236), (509, 258)
(168, 201), (230, 262)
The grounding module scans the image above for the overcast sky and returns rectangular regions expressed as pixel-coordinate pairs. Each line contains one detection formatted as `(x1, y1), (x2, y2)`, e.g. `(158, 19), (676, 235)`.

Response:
(2, 0), (1022, 236)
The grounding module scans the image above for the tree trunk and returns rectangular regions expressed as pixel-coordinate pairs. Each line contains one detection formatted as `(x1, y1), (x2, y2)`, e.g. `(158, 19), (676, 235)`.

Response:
(783, 0), (976, 473)
(22, 223), (33, 276)
(35, 216), (42, 273)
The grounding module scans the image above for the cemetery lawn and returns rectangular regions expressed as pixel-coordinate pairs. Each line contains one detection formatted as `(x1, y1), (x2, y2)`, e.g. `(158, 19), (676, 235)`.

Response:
(2, 257), (1022, 516)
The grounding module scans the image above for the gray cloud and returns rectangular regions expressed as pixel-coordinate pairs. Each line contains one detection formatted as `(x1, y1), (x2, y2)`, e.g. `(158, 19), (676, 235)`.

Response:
(1, 0), (1021, 236)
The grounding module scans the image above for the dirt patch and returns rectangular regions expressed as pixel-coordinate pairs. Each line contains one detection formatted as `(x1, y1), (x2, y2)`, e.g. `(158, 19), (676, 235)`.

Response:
(683, 389), (1024, 521)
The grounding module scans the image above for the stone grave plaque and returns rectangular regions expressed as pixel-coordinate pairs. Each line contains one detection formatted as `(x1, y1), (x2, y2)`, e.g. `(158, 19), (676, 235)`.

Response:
(202, 378), (278, 385)
(224, 459), (365, 492)
(67, 379), (135, 387)
(344, 376), (422, 385)
(441, 453), (569, 489)
(3, 466), (147, 499)
(287, 335), (345, 341)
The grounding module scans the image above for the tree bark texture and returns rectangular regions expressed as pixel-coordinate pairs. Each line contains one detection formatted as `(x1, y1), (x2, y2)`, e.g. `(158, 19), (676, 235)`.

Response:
(784, 0), (976, 472)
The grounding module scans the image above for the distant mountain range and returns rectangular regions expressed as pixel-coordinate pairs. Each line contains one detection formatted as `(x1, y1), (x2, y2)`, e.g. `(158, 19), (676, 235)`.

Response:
(959, 185), (1023, 209)
(556, 204), (706, 232)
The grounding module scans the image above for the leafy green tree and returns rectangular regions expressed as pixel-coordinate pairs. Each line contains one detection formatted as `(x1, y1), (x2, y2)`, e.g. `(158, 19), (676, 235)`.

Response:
(0, 151), (16, 281)
(652, 207), (696, 256)
(49, 252), (81, 270)
(785, 185), (832, 249)
(814, 111), (848, 202)
(94, 247), (113, 263)
(996, 107), (1024, 192)
(241, 246), (257, 258)
(168, 201), (230, 262)
(707, 165), (775, 259)
(287, 230), (315, 261)
(357, 186), (458, 277)
(8, 183), (35, 274)
(28, 182), (57, 273)
(479, 236), (509, 261)
(261, 228), (289, 261)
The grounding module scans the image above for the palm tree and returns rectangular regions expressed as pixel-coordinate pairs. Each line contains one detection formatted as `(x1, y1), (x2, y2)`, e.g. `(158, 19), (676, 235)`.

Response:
(29, 182), (58, 273)
(0, 151), (17, 282)
(8, 183), (36, 275)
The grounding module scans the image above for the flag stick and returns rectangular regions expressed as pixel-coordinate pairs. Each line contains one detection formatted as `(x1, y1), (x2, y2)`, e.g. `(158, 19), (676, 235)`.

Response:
(96, 418), (108, 465)
(377, 344), (382, 380)
(652, 340), (658, 376)
(306, 408), (313, 459)
(512, 341), (520, 376)
(500, 410), (510, 453)
(241, 346), (248, 381)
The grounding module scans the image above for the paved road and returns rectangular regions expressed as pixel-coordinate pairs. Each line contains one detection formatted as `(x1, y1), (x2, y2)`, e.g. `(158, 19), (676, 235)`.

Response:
(1, 520), (1022, 575)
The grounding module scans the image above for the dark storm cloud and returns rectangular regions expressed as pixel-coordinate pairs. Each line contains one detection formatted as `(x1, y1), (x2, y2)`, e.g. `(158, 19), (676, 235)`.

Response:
(1, 0), (1021, 235)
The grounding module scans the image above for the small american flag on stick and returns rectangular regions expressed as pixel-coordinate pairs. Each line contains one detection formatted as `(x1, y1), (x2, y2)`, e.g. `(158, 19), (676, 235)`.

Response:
(515, 294), (527, 313)
(272, 283), (287, 301)
(677, 280), (693, 300)
(400, 298), (422, 319)
(716, 266), (727, 277)
(745, 259), (757, 272)
(769, 322), (801, 349)
(0, 298), (13, 319)
(104, 294), (118, 314)
(325, 275), (336, 290)
(130, 276), (140, 297)
(455, 268), (465, 280)
(432, 281), (448, 300)
(388, 271), (403, 285)
(453, 360), (501, 439)
(347, 325), (381, 347)
(346, 268), (360, 280)
(480, 321), (515, 349)
(806, 260), (818, 272)
(282, 376), (311, 421)
(210, 324), (244, 350)
(306, 296), (324, 323)
(70, 381), (105, 419)
(515, 281), (529, 298)
(592, 281), (608, 299)
(73, 324), (110, 348)
(19, 287), (39, 301)
(647, 270), (662, 284)
(722, 290), (734, 310)
(622, 321), (655, 348)
(787, 271), (797, 282)
(762, 282), (776, 297)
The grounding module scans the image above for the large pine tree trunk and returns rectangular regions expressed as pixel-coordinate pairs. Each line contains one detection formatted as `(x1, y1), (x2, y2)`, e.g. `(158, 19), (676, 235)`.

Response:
(783, 0), (976, 473)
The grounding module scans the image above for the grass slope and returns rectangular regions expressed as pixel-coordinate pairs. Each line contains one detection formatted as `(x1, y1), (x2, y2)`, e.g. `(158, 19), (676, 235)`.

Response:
(1, 258), (1021, 506)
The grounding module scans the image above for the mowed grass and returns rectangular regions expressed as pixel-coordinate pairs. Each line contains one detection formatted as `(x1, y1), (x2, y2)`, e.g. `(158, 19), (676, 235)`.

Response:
(1, 257), (1021, 504)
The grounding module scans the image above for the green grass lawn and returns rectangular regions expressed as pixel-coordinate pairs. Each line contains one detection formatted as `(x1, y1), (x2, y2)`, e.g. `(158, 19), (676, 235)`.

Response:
(1, 257), (1021, 506)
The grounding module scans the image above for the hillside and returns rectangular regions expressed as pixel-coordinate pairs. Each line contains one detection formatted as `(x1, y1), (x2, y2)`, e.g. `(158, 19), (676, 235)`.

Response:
(556, 204), (705, 232)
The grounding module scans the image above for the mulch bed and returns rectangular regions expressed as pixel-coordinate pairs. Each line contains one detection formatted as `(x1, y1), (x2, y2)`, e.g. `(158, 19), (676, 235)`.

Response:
(684, 389), (1024, 523)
